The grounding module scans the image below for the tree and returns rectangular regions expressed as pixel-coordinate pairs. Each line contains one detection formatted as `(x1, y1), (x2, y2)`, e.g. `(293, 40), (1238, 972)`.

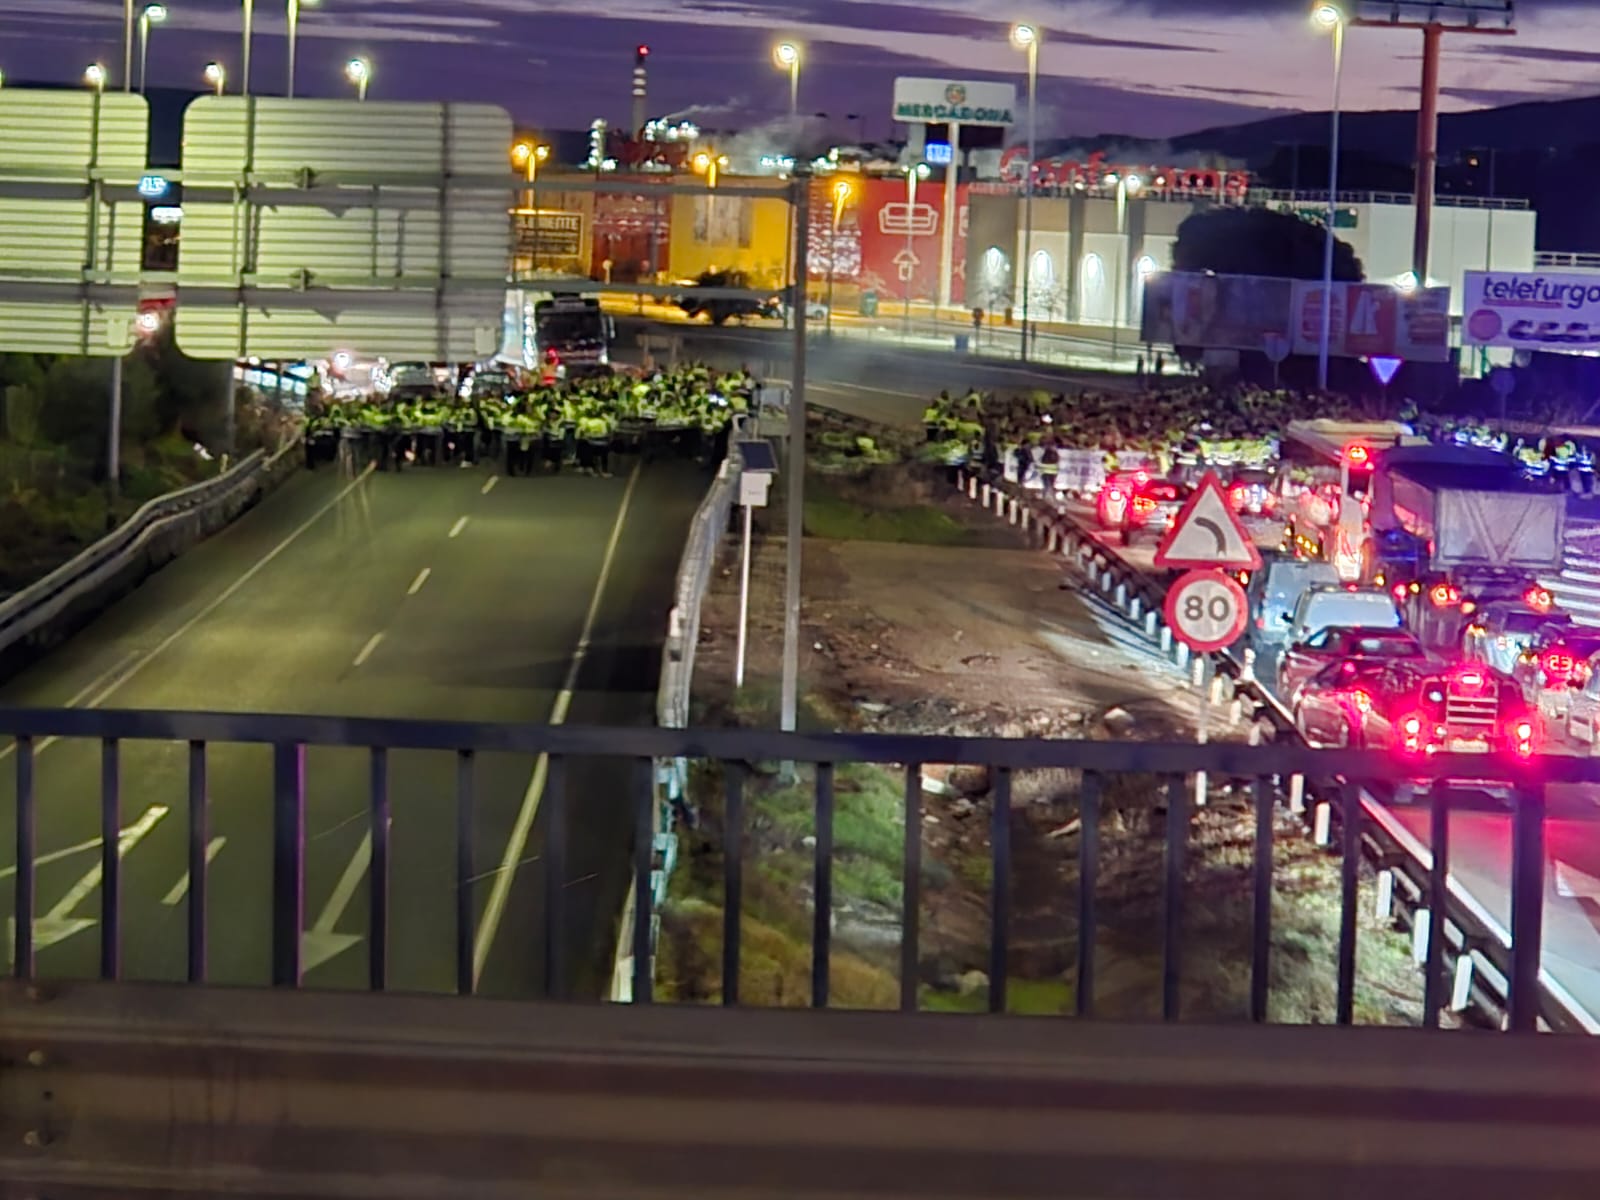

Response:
(1172, 207), (1364, 281)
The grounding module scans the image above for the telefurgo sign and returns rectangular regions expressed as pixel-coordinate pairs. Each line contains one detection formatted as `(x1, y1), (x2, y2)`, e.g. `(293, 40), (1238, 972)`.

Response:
(892, 77), (1016, 127)
(1463, 270), (1600, 350)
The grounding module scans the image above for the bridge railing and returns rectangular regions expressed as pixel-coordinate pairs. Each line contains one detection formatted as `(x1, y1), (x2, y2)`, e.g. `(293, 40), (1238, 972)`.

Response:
(2, 705), (1586, 1031)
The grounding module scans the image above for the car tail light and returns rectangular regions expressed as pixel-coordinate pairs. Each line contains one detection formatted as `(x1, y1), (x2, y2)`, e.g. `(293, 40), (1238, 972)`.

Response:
(1400, 713), (1424, 753)
(1229, 485), (1245, 507)
(1106, 488), (1124, 502)
(1349, 690), (1373, 713)
(1510, 719), (1536, 758)
(1430, 584), (1461, 608)
(1524, 586), (1553, 612)
(1344, 443), (1370, 466)
(1393, 584), (1408, 601)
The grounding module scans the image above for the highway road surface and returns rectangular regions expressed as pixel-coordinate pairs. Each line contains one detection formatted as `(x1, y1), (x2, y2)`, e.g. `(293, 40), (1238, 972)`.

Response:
(0, 454), (706, 998)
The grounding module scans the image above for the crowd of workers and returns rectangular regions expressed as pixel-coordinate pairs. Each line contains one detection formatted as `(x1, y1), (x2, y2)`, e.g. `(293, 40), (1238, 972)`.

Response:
(921, 383), (1597, 491)
(303, 364), (760, 475)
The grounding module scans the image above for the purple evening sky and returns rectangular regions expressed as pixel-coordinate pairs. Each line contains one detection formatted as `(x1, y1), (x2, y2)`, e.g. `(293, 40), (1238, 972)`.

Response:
(0, 0), (1592, 139)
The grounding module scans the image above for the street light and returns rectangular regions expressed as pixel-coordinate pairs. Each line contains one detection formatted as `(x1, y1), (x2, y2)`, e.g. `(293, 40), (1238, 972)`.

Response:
(827, 177), (853, 335)
(1010, 22), (1039, 361)
(345, 56), (370, 101)
(137, 3), (167, 95)
(287, 0), (318, 98)
(85, 63), (108, 91)
(204, 60), (226, 95)
(242, 0), (253, 95)
(512, 140), (549, 209)
(1106, 172), (1141, 355)
(1313, 2), (1345, 393)
(901, 161), (930, 329)
(773, 42), (800, 118)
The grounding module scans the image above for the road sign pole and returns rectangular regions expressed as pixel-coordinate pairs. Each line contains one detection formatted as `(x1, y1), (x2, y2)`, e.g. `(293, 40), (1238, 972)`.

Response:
(780, 171), (811, 733)
(108, 356), (123, 508)
(1195, 658), (1211, 810)
(736, 503), (752, 689)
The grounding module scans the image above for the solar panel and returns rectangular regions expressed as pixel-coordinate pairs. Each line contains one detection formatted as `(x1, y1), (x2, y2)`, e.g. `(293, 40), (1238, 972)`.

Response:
(737, 440), (778, 473)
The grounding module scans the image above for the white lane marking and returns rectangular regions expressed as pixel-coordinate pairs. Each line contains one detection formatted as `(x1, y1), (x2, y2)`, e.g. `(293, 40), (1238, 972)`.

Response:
(2, 464), (376, 767)
(0, 650), (142, 763)
(0, 833), (104, 879)
(302, 830), (370, 970)
(448, 516), (470, 539)
(473, 459), (643, 984)
(352, 633), (385, 668)
(407, 567), (432, 596)
(160, 837), (226, 905)
(808, 380), (928, 401)
(481, 475), (499, 495)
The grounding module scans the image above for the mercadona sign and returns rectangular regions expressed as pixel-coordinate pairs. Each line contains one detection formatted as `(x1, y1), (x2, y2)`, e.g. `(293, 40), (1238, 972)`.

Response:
(892, 77), (1016, 127)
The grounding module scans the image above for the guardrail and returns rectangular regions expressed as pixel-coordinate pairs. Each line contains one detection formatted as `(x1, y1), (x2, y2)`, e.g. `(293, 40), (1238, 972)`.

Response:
(0, 706), (1570, 1032)
(657, 457), (738, 732)
(0, 439), (300, 673)
(951, 467), (1595, 1033)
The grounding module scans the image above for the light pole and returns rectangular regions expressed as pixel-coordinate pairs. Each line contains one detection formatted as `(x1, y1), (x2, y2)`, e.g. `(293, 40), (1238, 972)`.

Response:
(204, 61), (226, 95)
(1011, 23), (1038, 361)
(1107, 171), (1141, 358)
(85, 62), (108, 92)
(774, 42), (800, 118)
(123, 0), (135, 90)
(901, 161), (929, 332)
(1314, 2), (1345, 393)
(137, 4), (167, 95)
(345, 56), (370, 101)
(242, 0), (253, 95)
(286, 0), (318, 97)
(512, 141), (548, 209)
(827, 177), (851, 335)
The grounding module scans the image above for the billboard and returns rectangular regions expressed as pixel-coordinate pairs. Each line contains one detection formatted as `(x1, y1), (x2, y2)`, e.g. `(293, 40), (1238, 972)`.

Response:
(892, 77), (1016, 126)
(1291, 282), (1452, 363)
(854, 176), (967, 305)
(1142, 272), (1452, 363)
(1140, 272), (1292, 352)
(1462, 270), (1600, 351)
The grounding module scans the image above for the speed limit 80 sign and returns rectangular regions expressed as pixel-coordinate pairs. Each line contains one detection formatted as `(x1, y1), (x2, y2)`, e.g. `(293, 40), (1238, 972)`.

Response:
(1164, 569), (1248, 653)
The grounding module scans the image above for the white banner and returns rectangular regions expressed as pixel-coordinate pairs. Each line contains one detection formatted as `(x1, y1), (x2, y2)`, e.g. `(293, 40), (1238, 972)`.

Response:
(1463, 270), (1600, 350)
(892, 77), (1016, 127)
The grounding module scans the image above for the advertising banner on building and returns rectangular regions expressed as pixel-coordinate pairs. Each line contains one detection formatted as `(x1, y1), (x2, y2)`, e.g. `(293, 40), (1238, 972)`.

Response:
(1462, 270), (1600, 351)
(854, 176), (967, 305)
(1143, 272), (1451, 362)
(1290, 282), (1451, 363)
(892, 77), (1016, 127)
(1140, 272), (1293, 352)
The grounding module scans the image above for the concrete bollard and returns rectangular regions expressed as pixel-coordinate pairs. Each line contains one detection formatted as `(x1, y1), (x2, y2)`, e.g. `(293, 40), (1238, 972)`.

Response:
(1160, 626), (1173, 653)
(1046, 526), (1059, 553)
(1288, 773), (1306, 814)
(968, 477), (978, 499)
(1411, 910), (1431, 967)
(1009, 498), (1019, 524)
(1145, 611), (1159, 638)
(981, 483), (991, 507)
(1115, 582), (1128, 609)
(1313, 801), (1331, 847)
(1241, 647), (1256, 682)
(995, 491), (1006, 517)
(1194, 770), (1208, 809)
(1452, 953), (1475, 1012)
(1175, 641), (1190, 671)
(1375, 869), (1395, 920)
(1130, 596), (1143, 621)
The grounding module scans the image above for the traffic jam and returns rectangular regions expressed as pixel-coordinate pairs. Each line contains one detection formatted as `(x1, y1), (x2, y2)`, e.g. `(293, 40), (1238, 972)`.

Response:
(1053, 418), (1597, 776)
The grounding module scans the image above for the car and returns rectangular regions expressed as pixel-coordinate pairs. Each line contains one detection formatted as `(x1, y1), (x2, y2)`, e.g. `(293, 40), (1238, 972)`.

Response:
(1275, 626), (1428, 703)
(1246, 557), (1341, 648)
(1227, 469), (1277, 518)
(1462, 599), (1570, 676)
(1295, 659), (1536, 764)
(384, 361), (439, 402)
(1512, 623), (1600, 713)
(1285, 584), (1402, 647)
(1095, 472), (1189, 546)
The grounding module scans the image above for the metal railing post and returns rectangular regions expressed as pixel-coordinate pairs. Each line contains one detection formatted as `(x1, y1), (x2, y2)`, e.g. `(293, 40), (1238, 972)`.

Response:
(456, 750), (475, 996)
(900, 762), (922, 1013)
(272, 742), (307, 988)
(1162, 775), (1188, 1021)
(812, 762), (835, 1009)
(989, 766), (1011, 1015)
(632, 757), (655, 1004)
(100, 737), (121, 980)
(722, 764), (744, 1006)
(13, 737), (36, 981)
(187, 741), (208, 984)
(1508, 784), (1546, 1033)
(1423, 788), (1450, 1029)
(543, 755), (568, 1001)
(1250, 777), (1273, 1023)
(1336, 784), (1361, 1025)
(369, 747), (390, 992)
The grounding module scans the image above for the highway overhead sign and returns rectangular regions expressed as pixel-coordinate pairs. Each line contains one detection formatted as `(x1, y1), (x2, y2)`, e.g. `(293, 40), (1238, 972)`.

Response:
(1165, 569), (1248, 654)
(0, 89), (149, 355)
(175, 97), (514, 361)
(1153, 471), (1263, 571)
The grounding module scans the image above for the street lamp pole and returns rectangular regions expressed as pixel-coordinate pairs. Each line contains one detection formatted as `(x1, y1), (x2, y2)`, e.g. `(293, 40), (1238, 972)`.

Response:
(1314, 3), (1345, 393)
(827, 180), (849, 336)
(774, 43), (800, 118)
(242, 0), (253, 96)
(901, 163), (927, 333)
(137, 5), (167, 96)
(204, 61), (226, 95)
(287, 0), (306, 98)
(123, 0), (135, 91)
(1011, 24), (1038, 362)
(346, 56), (370, 101)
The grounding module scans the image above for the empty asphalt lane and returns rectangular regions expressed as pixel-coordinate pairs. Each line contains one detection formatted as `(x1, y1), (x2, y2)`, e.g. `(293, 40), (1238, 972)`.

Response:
(0, 454), (707, 997)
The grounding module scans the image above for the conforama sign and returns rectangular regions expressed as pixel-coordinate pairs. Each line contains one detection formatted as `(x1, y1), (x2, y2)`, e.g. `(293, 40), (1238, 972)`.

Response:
(892, 77), (1015, 127)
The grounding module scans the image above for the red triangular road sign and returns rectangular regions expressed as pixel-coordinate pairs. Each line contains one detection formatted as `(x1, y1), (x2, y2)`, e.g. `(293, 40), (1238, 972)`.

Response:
(1153, 471), (1263, 571)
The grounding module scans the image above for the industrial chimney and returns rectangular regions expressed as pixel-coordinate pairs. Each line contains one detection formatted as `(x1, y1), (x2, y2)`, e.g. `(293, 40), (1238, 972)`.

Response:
(631, 45), (649, 139)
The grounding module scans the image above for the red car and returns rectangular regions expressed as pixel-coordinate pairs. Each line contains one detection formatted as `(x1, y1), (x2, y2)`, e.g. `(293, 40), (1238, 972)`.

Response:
(1275, 626), (1428, 702)
(1295, 659), (1536, 762)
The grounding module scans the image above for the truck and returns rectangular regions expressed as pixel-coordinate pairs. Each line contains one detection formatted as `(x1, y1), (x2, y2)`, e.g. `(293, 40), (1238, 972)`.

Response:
(502, 287), (615, 378)
(1363, 444), (1566, 648)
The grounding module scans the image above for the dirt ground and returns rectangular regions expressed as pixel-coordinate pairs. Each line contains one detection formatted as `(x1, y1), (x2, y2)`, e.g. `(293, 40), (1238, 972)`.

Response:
(660, 451), (1424, 1023)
